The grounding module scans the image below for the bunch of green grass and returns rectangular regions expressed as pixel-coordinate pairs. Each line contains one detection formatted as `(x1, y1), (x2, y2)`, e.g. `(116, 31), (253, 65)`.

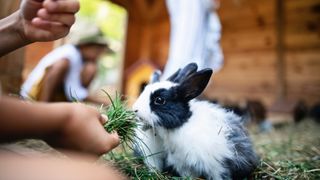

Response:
(99, 91), (169, 178)
(101, 91), (138, 146)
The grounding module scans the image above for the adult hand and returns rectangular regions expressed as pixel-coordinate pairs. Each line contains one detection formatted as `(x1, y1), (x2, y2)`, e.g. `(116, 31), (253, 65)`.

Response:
(46, 103), (120, 155)
(18, 0), (80, 43)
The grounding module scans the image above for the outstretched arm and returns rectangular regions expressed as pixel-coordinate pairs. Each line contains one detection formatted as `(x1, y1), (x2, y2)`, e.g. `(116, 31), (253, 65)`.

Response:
(0, 96), (119, 155)
(0, 0), (79, 56)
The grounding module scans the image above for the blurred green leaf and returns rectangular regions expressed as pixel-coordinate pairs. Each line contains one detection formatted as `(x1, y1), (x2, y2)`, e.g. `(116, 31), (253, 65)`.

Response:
(78, 0), (127, 42)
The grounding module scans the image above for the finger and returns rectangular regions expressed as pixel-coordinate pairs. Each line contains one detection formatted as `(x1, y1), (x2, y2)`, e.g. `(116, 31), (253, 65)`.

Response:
(32, 17), (63, 26)
(110, 132), (120, 143)
(99, 114), (108, 125)
(32, 17), (66, 29)
(31, 17), (70, 39)
(37, 8), (76, 27)
(94, 127), (120, 155)
(43, 0), (80, 14)
(20, 0), (43, 21)
(105, 132), (120, 151)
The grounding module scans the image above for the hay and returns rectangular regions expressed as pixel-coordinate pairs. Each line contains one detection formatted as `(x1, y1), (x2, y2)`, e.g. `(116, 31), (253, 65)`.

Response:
(252, 120), (320, 179)
(104, 119), (320, 179)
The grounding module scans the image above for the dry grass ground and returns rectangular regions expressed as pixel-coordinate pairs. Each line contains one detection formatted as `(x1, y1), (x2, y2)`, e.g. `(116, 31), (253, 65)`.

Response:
(251, 119), (320, 180)
(3, 120), (319, 180)
(104, 119), (320, 180)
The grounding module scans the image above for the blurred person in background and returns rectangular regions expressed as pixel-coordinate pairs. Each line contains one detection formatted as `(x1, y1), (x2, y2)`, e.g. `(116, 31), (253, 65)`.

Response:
(20, 26), (113, 104)
(162, 0), (223, 78)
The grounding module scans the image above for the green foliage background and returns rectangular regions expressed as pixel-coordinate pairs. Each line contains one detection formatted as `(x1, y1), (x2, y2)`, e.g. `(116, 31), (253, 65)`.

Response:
(78, 0), (127, 42)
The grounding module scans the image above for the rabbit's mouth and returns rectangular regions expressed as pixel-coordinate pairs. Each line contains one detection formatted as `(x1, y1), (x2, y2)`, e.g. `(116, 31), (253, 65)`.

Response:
(136, 117), (153, 131)
(136, 116), (145, 123)
(142, 123), (152, 131)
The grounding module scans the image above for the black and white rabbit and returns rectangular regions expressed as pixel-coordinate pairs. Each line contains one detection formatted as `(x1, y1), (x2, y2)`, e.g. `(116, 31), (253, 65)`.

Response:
(133, 63), (258, 180)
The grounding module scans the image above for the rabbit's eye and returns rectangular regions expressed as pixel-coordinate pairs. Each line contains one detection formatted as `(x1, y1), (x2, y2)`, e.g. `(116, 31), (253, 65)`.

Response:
(154, 97), (166, 105)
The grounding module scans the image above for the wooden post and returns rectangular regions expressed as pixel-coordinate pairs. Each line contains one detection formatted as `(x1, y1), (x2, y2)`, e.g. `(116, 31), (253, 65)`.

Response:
(275, 0), (286, 101)
(0, 0), (25, 95)
(110, 0), (169, 94)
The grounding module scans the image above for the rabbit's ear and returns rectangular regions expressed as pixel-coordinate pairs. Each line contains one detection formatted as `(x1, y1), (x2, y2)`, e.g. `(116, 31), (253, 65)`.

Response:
(167, 63), (198, 83)
(177, 69), (213, 101)
(150, 70), (162, 83)
(174, 63), (198, 83)
(167, 68), (181, 82)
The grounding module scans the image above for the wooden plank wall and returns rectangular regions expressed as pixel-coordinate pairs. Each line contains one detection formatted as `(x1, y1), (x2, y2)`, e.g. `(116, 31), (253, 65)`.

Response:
(284, 0), (320, 106)
(205, 0), (320, 108)
(205, 0), (278, 107)
(110, 0), (170, 92)
(112, 0), (320, 109)
(124, 0), (169, 70)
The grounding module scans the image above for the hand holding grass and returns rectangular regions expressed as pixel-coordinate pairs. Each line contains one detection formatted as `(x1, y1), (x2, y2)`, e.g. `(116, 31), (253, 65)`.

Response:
(46, 103), (120, 155)
(0, 97), (120, 155)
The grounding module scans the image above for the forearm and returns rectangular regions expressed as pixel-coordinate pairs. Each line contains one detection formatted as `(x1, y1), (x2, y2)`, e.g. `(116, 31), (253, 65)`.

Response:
(0, 96), (69, 142)
(0, 96), (119, 155)
(39, 71), (62, 102)
(39, 59), (69, 102)
(0, 11), (29, 57)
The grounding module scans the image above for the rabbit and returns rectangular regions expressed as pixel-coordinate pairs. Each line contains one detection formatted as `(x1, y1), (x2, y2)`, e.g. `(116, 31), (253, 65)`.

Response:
(133, 63), (259, 180)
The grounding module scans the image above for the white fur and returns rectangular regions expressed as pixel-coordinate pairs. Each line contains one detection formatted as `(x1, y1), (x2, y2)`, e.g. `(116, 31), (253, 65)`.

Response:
(135, 127), (165, 170)
(133, 81), (176, 170)
(157, 100), (234, 179)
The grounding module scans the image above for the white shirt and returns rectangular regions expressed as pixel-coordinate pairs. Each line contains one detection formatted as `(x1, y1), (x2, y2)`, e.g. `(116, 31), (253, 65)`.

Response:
(20, 44), (88, 101)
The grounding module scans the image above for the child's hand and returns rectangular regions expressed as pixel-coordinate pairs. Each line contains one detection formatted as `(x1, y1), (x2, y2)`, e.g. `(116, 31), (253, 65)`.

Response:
(46, 103), (120, 155)
(18, 0), (80, 42)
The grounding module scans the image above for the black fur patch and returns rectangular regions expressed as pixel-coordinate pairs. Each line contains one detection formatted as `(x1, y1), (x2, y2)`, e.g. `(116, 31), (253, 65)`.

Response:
(150, 88), (192, 129)
(222, 115), (259, 180)
(162, 165), (180, 177)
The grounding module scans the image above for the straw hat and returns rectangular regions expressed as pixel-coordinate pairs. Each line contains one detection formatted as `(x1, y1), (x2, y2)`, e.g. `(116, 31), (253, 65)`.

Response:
(66, 21), (114, 53)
